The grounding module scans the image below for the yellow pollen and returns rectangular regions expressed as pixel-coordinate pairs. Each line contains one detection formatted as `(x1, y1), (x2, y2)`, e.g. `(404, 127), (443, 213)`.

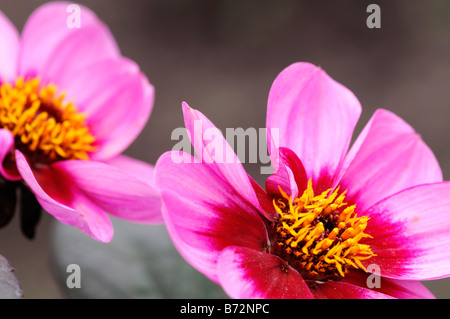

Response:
(0, 77), (96, 164)
(270, 179), (375, 280)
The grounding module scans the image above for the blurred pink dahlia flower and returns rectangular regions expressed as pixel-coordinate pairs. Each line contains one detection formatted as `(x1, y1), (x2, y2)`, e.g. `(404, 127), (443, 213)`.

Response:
(0, 2), (161, 242)
(155, 62), (450, 298)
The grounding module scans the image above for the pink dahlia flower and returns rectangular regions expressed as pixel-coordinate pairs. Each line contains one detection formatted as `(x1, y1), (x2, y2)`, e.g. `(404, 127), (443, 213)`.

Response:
(155, 62), (450, 298)
(0, 2), (162, 242)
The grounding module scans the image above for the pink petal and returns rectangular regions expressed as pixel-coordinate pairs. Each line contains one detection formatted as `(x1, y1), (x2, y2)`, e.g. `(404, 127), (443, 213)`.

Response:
(105, 154), (156, 186)
(19, 2), (119, 78)
(265, 147), (307, 199)
(249, 177), (277, 221)
(14, 150), (113, 242)
(217, 246), (313, 299)
(162, 203), (223, 284)
(182, 102), (274, 220)
(309, 278), (394, 299)
(340, 271), (435, 299)
(155, 151), (269, 283)
(57, 57), (139, 114)
(363, 182), (450, 280)
(39, 26), (120, 87)
(267, 62), (361, 191)
(52, 159), (162, 224)
(338, 109), (443, 212)
(80, 61), (154, 160)
(0, 10), (19, 82)
(0, 129), (21, 181)
(88, 74), (153, 160)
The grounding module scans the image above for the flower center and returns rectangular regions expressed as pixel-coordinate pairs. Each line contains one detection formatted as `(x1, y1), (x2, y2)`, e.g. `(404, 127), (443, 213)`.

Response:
(0, 77), (96, 165)
(269, 179), (375, 280)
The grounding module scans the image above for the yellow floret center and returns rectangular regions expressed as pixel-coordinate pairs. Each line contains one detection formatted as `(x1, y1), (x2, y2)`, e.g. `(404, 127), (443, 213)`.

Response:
(270, 179), (375, 280)
(0, 77), (96, 164)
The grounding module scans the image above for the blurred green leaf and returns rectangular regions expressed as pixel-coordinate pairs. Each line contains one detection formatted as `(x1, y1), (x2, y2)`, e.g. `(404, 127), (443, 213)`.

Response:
(51, 218), (228, 299)
(0, 254), (23, 299)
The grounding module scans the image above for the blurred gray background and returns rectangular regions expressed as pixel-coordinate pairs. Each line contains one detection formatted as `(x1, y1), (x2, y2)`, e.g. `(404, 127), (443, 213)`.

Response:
(0, 0), (449, 298)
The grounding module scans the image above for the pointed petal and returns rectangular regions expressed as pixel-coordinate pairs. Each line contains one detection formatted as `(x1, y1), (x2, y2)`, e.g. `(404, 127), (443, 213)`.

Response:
(265, 147), (307, 199)
(339, 109), (443, 212)
(14, 150), (113, 242)
(182, 102), (273, 219)
(155, 151), (269, 283)
(52, 159), (162, 224)
(217, 246), (313, 299)
(363, 182), (450, 280)
(267, 62), (361, 190)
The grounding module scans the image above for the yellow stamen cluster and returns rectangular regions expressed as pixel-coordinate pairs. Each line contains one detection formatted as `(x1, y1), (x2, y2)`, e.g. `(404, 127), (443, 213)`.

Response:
(0, 77), (96, 164)
(270, 179), (375, 280)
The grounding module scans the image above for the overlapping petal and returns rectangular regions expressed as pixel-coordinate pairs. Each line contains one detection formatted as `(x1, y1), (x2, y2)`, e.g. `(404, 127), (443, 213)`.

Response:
(265, 147), (307, 199)
(106, 154), (156, 185)
(15, 150), (113, 242)
(63, 58), (154, 161)
(155, 151), (269, 282)
(267, 62), (361, 191)
(15, 2), (151, 161)
(15, 151), (162, 242)
(338, 109), (443, 212)
(52, 159), (162, 224)
(363, 182), (450, 280)
(217, 246), (313, 299)
(0, 2), (161, 245)
(338, 271), (435, 299)
(182, 102), (275, 220)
